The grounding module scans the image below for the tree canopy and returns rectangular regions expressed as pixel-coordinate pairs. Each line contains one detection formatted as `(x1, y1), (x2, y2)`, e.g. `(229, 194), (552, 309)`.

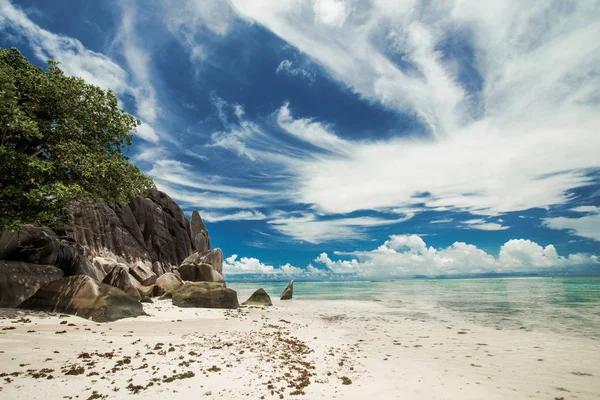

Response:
(0, 47), (154, 230)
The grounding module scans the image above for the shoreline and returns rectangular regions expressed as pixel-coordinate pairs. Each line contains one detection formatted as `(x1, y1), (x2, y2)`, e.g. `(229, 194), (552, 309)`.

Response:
(1, 298), (599, 399)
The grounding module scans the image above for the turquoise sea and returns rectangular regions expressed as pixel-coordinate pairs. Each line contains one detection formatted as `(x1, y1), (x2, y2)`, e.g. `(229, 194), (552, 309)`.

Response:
(229, 277), (600, 339)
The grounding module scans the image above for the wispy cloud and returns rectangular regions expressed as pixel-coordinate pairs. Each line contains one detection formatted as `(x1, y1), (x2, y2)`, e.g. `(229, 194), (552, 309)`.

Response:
(0, 0), (162, 143)
(267, 213), (414, 244)
(227, 0), (600, 219)
(276, 59), (316, 84)
(201, 210), (267, 223)
(544, 207), (600, 241)
(460, 219), (509, 231)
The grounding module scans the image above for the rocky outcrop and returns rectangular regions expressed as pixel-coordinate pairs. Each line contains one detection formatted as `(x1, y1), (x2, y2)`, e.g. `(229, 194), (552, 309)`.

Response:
(178, 249), (224, 283)
(0, 189), (230, 309)
(0, 261), (64, 307)
(242, 288), (273, 307)
(102, 265), (141, 300)
(0, 227), (104, 280)
(18, 276), (145, 322)
(65, 189), (194, 270)
(280, 280), (294, 300)
(153, 272), (183, 296)
(171, 282), (238, 309)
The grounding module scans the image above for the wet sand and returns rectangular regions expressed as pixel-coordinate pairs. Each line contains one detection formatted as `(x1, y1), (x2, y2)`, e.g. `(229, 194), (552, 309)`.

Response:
(0, 298), (598, 399)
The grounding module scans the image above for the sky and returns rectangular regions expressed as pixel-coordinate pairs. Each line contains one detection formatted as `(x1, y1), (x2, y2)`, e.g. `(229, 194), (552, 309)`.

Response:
(1, 0), (600, 280)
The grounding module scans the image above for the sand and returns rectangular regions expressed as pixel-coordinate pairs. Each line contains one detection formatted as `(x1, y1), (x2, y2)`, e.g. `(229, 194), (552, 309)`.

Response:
(0, 297), (599, 399)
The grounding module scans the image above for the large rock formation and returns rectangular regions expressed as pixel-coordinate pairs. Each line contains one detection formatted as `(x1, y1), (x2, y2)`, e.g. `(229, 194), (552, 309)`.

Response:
(178, 249), (224, 283)
(242, 288), (273, 307)
(280, 280), (294, 300)
(18, 276), (145, 322)
(171, 282), (238, 309)
(0, 261), (64, 307)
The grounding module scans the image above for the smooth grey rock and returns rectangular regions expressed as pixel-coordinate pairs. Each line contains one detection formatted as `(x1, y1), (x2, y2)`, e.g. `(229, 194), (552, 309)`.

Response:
(242, 288), (273, 307)
(0, 261), (64, 307)
(280, 280), (294, 300)
(102, 265), (141, 300)
(153, 272), (183, 296)
(171, 282), (238, 309)
(129, 261), (157, 286)
(18, 275), (145, 322)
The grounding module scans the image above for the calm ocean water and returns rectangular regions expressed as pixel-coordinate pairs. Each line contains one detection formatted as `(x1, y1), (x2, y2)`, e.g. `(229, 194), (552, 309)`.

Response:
(229, 277), (600, 339)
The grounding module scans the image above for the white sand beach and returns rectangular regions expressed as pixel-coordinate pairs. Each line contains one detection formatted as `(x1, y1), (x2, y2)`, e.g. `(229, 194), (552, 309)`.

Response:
(1, 297), (598, 400)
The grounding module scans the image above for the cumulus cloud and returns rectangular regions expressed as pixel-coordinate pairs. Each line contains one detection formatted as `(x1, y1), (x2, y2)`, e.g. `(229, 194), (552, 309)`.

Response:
(317, 235), (599, 277)
(223, 235), (598, 278)
(543, 207), (600, 241)
(223, 255), (304, 275)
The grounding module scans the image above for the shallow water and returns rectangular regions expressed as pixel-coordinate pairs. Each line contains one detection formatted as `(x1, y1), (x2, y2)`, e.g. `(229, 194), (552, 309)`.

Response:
(229, 277), (600, 339)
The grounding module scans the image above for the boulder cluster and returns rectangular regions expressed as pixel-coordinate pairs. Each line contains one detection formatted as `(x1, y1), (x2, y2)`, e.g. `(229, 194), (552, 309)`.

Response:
(0, 189), (296, 322)
(0, 190), (236, 321)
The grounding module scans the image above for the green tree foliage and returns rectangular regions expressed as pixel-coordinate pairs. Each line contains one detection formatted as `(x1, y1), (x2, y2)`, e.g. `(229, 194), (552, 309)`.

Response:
(0, 47), (154, 230)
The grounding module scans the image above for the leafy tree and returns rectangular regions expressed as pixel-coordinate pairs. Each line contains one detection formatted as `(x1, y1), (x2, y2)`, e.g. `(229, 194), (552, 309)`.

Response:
(0, 47), (154, 230)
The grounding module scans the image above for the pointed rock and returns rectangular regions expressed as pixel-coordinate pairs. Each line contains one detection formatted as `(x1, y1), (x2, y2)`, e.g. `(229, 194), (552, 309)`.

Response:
(280, 280), (294, 300)
(242, 288), (273, 307)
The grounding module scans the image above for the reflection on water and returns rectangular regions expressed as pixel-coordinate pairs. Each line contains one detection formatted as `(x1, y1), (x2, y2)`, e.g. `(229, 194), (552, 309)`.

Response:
(228, 277), (600, 339)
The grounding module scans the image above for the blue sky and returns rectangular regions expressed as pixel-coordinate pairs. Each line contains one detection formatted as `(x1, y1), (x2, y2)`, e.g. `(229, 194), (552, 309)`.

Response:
(2, 0), (599, 279)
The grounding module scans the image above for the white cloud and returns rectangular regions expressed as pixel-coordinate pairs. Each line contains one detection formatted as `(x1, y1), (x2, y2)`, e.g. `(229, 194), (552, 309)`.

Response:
(460, 219), (510, 231)
(227, 0), (600, 218)
(276, 103), (352, 154)
(135, 124), (161, 143)
(162, 0), (234, 39)
(268, 213), (414, 244)
(316, 235), (599, 277)
(0, 0), (162, 144)
(154, 181), (264, 209)
(148, 159), (276, 197)
(201, 210), (267, 222)
(0, 0), (128, 93)
(276, 59), (316, 83)
(571, 206), (600, 213)
(430, 218), (453, 224)
(114, 2), (162, 142)
(223, 254), (304, 275)
(312, 0), (350, 27)
(543, 208), (600, 241)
